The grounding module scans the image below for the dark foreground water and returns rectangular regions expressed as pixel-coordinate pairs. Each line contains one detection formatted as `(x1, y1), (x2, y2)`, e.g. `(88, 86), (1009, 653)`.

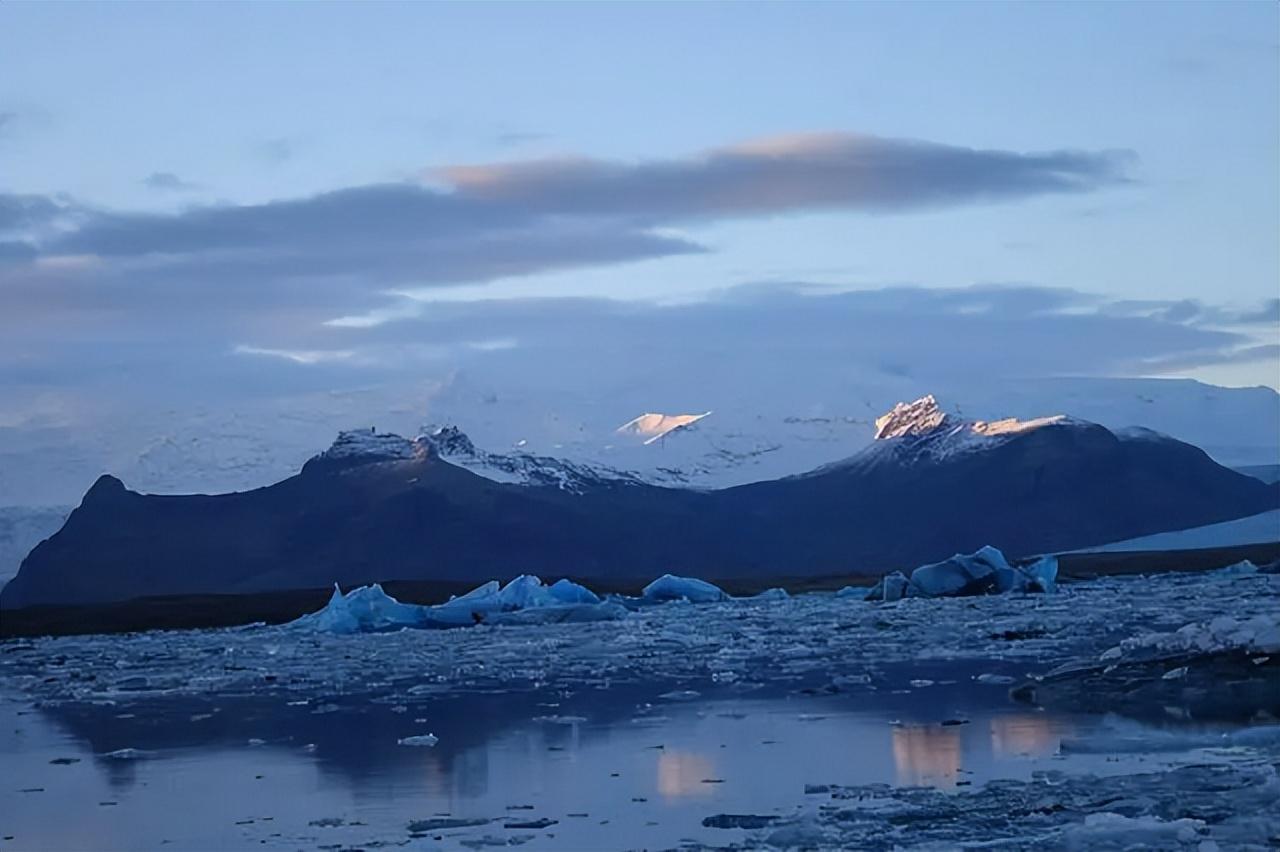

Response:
(2, 570), (1277, 850)
(0, 668), (1249, 851)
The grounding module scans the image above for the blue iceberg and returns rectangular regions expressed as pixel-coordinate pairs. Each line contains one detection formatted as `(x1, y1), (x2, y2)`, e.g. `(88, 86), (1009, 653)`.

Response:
(290, 575), (622, 634)
(863, 547), (1058, 601)
(641, 574), (729, 603)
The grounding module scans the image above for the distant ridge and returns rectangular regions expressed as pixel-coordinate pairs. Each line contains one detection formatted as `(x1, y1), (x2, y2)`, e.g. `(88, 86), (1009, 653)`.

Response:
(4, 397), (1276, 609)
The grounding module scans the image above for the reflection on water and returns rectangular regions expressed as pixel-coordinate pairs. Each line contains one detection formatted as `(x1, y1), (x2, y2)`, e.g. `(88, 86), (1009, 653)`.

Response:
(656, 751), (717, 798)
(891, 724), (962, 787)
(0, 671), (1112, 852)
(891, 714), (1074, 788)
(989, 714), (1064, 759)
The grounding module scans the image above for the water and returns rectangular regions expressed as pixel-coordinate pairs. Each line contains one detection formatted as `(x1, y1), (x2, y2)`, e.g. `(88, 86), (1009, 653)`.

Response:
(0, 667), (1223, 851)
(2, 571), (1277, 849)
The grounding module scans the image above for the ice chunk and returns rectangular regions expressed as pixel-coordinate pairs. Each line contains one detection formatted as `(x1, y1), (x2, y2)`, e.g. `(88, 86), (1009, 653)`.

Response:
(486, 602), (627, 626)
(1101, 612), (1280, 661)
(547, 578), (601, 604)
(397, 733), (439, 747)
(908, 546), (1009, 597)
(1214, 559), (1259, 577)
(290, 575), (628, 633)
(290, 583), (425, 634)
(642, 574), (728, 603)
(1022, 554), (1058, 593)
(880, 547), (1057, 599)
(864, 571), (911, 602)
(496, 574), (557, 609)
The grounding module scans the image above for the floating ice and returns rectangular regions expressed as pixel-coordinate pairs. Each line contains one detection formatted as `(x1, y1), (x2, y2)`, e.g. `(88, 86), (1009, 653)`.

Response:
(397, 733), (439, 747)
(547, 578), (601, 604)
(1099, 612), (1280, 662)
(863, 548), (1057, 600)
(290, 575), (623, 634)
(910, 545), (1011, 596)
(290, 583), (426, 634)
(642, 574), (729, 603)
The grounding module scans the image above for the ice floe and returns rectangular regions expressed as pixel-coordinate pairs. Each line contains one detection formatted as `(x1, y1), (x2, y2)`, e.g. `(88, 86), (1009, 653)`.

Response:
(1100, 612), (1280, 662)
(864, 546), (1057, 600)
(288, 573), (736, 634)
(641, 574), (729, 603)
(286, 576), (624, 634)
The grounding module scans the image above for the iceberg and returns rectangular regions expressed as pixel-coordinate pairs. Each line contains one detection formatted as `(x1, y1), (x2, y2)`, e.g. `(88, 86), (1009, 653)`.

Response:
(642, 574), (729, 603)
(290, 575), (622, 634)
(290, 584), (427, 634)
(863, 548), (1057, 601)
(863, 570), (911, 602)
(909, 545), (1010, 597)
(547, 578), (601, 604)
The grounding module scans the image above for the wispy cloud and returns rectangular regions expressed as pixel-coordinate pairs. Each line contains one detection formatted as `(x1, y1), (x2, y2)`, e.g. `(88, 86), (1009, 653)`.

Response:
(439, 132), (1133, 220)
(232, 345), (356, 365)
(0, 131), (1136, 349)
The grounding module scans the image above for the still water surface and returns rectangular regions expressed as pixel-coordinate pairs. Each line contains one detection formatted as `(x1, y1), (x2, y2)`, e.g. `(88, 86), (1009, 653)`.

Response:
(0, 661), (1172, 851)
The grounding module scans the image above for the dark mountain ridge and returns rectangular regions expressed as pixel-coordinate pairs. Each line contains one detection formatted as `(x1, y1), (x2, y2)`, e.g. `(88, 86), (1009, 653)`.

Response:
(3, 398), (1276, 609)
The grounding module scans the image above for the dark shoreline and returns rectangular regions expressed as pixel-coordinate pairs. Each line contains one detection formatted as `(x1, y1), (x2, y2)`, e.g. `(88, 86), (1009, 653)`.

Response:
(1, 541), (1276, 640)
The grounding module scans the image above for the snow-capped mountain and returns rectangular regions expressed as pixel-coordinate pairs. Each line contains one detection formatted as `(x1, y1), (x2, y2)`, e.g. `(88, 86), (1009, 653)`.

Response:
(0, 375), (1275, 507)
(6, 397), (1276, 609)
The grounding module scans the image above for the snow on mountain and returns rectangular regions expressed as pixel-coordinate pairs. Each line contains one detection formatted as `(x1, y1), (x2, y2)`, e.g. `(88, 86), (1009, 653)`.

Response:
(419, 425), (643, 491)
(0, 374), (1274, 507)
(873, 395), (950, 439)
(616, 412), (712, 445)
(0, 506), (71, 586)
(823, 395), (1090, 473)
(874, 394), (1074, 444)
(318, 429), (423, 462)
(1079, 509), (1280, 554)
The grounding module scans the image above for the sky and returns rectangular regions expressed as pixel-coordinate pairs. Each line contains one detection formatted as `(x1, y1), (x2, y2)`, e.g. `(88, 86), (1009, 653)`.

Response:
(0, 2), (1278, 502)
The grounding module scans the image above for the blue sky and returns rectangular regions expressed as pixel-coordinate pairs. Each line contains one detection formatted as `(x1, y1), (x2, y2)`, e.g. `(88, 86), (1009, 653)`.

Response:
(0, 0), (1276, 434)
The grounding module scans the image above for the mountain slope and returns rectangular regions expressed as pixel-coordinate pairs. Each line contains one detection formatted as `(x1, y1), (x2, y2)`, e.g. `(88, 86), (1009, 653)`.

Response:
(4, 401), (1276, 609)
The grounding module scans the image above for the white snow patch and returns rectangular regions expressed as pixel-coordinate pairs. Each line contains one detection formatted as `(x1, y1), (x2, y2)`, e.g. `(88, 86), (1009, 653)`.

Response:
(616, 411), (712, 445)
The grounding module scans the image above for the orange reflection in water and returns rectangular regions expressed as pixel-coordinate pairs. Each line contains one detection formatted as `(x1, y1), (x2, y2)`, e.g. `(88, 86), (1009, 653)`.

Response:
(891, 725), (962, 788)
(989, 714), (1066, 759)
(656, 751), (717, 798)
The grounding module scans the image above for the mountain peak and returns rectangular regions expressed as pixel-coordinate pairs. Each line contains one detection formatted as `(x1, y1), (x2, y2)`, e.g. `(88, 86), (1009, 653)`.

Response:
(314, 429), (425, 466)
(616, 411), (712, 445)
(874, 395), (950, 440)
(423, 425), (478, 458)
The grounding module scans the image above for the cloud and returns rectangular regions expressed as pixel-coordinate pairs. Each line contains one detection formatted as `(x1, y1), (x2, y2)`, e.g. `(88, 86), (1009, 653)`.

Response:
(290, 283), (1253, 386)
(438, 133), (1133, 221)
(1237, 298), (1280, 325)
(1103, 296), (1280, 328)
(233, 345), (356, 365)
(141, 172), (201, 192)
(2, 280), (1274, 504)
(0, 131), (1134, 347)
(0, 192), (73, 238)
